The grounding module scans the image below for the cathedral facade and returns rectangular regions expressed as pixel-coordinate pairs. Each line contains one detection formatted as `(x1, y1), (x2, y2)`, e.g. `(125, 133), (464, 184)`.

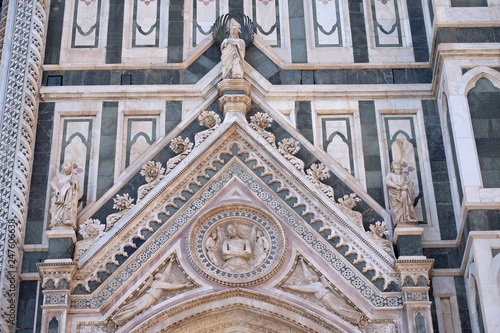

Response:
(0, 0), (500, 332)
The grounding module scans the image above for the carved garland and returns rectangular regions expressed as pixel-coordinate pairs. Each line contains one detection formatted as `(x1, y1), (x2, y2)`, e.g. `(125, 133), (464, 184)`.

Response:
(0, 0), (46, 329)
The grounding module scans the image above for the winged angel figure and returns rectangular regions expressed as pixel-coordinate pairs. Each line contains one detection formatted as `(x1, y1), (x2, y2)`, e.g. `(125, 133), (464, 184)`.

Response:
(282, 258), (363, 324)
(204, 223), (269, 274)
(112, 259), (192, 326)
(212, 14), (254, 79)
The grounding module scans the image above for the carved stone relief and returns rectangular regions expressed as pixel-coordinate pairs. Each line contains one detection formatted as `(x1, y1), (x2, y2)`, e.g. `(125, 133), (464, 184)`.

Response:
(111, 255), (195, 326)
(188, 205), (286, 286)
(277, 255), (368, 327)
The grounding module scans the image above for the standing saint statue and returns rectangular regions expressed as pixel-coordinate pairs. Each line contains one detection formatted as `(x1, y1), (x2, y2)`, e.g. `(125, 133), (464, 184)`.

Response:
(49, 161), (80, 229)
(220, 19), (246, 79)
(112, 259), (192, 326)
(385, 161), (418, 225)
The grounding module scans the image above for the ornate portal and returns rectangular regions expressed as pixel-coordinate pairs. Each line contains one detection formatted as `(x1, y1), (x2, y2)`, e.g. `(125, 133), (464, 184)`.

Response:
(187, 205), (286, 286)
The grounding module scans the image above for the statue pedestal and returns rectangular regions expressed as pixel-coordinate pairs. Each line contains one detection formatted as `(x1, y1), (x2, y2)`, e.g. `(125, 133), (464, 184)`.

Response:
(218, 79), (251, 118)
(395, 259), (434, 333)
(394, 226), (423, 257)
(38, 261), (77, 333)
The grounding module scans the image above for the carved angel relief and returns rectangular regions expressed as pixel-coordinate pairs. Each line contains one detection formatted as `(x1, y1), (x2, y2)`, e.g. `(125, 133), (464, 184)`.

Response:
(278, 256), (367, 327)
(111, 256), (195, 326)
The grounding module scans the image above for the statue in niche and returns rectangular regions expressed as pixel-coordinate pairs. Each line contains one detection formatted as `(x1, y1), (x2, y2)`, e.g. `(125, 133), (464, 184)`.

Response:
(282, 258), (363, 324)
(112, 259), (192, 326)
(385, 161), (418, 225)
(49, 161), (80, 229)
(203, 222), (270, 274)
(220, 19), (246, 79)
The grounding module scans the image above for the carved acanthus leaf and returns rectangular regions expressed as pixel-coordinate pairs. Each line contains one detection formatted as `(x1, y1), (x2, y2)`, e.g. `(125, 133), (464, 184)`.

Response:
(106, 193), (135, 231)
(367, 221), (395, 259)
(250, 112), (276, 148)
(194, 111), (221, 147)
(305, 163), (334, 200)
(278, 138), (305, 173)
(335, 193), (363, 229)
(74, 219), (106, 261)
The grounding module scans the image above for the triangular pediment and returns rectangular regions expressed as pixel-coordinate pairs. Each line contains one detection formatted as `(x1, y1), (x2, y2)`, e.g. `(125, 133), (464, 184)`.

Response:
(68, 114), (402, 330)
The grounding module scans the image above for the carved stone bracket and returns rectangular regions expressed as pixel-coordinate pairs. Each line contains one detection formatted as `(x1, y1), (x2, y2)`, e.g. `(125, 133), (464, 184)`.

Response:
(38, 260), (77, 289)
(38, 260), (76, 333)
(218, 79), (252, 118)
(395, 259), (434, 333)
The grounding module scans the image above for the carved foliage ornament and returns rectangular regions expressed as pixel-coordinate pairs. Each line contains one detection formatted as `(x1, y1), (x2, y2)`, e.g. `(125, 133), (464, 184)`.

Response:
(278, 138), (305, 173)
(194, 111), (221, 147)
(306, 163), (334, 200)
(74, 218), (105, 261)
(188, 205), (286, 286)
(249, 112), (276, 148)
(137, 136), (193, 201)
(106, 193), (135, 231)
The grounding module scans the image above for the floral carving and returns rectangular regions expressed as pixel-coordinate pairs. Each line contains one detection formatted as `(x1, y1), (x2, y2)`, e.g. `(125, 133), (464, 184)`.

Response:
(278, 138), (304, 173)
(194, 111), (221, 147)
(305, 163), (334, 200)
(105, 194), (135, 231)
(250, 112), (276, 148)
(138, 161), (165, 201)
(166, 137), (193, 173)
(368, 221), (394, 258)
(74, 219), (105, 261)
(336, 193), (363, 229)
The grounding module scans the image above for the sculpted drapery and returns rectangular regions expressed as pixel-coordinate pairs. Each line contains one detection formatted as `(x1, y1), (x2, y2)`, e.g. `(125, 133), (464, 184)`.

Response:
(220, 20), (246, 79)
(385, 161), (418, 225)
(49, 161), (80, 229)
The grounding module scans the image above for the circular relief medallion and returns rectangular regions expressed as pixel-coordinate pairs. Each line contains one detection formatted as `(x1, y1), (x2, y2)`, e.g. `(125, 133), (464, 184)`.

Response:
(187, 205), (286, 286)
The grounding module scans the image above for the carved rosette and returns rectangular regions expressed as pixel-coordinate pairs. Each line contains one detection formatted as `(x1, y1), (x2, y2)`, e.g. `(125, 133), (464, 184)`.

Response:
(187, 205), (286, 286)
(74, 219), (105, 261)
